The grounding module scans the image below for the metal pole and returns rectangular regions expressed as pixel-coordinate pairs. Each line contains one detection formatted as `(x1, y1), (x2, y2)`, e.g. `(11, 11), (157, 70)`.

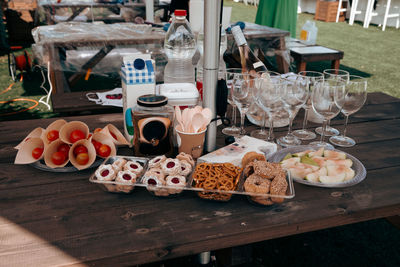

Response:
(203, 0), (221, 152)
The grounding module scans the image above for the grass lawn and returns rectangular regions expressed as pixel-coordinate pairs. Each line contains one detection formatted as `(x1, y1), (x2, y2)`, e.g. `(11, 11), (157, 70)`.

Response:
(1, 1), (400, 121)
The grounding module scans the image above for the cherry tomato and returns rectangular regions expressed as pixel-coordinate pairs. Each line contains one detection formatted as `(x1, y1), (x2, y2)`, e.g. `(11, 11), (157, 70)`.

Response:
(70, 130), (85, 143)
(110, 131), (117, 140)
(47, 130), (59, 142)
(97, 144), (111, 157)
(75, 152), (89, 165)
(57, 144), (70, 157)
(87, 133), (92, 139)
(91, 140), (102, 152)
(94, 128), (102, 133)
(73, 145), (88, 156)
(32, 147), (43, 159)
(51, 151), (66, 165)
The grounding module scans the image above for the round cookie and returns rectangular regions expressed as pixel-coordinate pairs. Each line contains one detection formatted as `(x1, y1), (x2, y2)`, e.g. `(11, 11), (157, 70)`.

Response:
(161, 158), (181, 175)
(112, 158), (127, 172)
(176, 152), (195, 167)
(123, 160), (143, 175)
(95, 164), (116, 181)
(148, 155), (166, 168)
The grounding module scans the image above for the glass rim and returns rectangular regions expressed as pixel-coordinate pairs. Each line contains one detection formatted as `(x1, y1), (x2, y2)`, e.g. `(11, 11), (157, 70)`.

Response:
(298, 70), (324, 77)
(323, 69), (350, 76)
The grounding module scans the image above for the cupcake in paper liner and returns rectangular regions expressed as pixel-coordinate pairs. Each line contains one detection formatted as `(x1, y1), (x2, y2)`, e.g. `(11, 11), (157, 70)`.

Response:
(101, 124), (129, 146)
(91, 132), (116, 158)
(14, 137), (45, 164)
(69, 139), (97, 170)
(41, 119), (67, 146)
(15, 127), (44, 150)
(43, 139), (70, 168)
(59, 121), (89, 145)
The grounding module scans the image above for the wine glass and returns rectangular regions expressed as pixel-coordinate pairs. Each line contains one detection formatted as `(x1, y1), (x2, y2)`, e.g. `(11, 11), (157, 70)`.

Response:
(250, 71), (281, 140)
(292, 71), (324, 140)
(256, 76), (285, 143)
(230, 72), (255, 136)
(222, 69), (242, 136)
(329, 75), (367, 147)
(309, 79), (346, 149)
(315, 69), (350, 137)
(277, 74), (309, 147)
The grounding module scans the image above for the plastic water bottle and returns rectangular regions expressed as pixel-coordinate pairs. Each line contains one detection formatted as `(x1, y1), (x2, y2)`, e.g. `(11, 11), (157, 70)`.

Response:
(300, 20), (318, 45)
(164, 10), (197, 84)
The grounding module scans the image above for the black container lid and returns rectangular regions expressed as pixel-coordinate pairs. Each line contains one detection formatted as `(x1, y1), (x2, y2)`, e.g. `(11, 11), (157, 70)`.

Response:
(137, 94), (168, 107)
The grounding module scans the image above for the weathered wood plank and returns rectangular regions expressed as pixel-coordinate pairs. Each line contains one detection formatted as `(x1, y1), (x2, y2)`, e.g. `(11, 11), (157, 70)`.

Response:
(1, 166), (399, 266)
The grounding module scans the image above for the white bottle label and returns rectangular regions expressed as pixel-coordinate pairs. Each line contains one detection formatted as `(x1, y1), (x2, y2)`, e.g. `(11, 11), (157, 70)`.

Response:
(231, 26), (247, 46)
(253, 61), (264, 69)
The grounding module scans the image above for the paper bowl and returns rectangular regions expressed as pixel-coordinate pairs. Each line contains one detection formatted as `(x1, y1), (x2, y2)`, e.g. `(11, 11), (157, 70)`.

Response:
(15, 127), (44, 150)
(14, 137), (45, 164)
(100, 124), (129, 146)
(41, 119), (67, 145)
(69, 139), (97, 170)
(91, 132), (117, 158)
(44, 139), (70, 168)
(59, 121), (89, 145)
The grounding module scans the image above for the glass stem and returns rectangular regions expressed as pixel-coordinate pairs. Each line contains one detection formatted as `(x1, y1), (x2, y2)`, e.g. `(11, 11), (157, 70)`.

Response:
(231, 105), (237, 127)
(288, 115), (294, 136)
(261, 112), (267, 132)
(268, 118), (274, 141)
(326, 118), (331, 129)
(302, 108), (309, 130)
(321, 119), (327, 142)
(240, 110), (245, 134)
(343, 115), (349, 137)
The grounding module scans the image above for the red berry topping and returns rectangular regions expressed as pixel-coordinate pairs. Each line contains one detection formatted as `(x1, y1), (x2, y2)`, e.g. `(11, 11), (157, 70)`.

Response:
(154, 158), (160, 163)
(123, 174), (131, 180)
(166, 162), (175, 168)
(181, 167), (185, 171)
(171, 177), (180, 184)
(130, 164), (138, 169)
(148, 178), (157, 185)
(101, 170), (109, 177)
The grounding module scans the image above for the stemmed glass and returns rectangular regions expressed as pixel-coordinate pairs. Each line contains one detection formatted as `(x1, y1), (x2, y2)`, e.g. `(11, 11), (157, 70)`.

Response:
(230, 72), (255, 136)
(250, 71), (281, 140)
(309, 79), (346, 149)
(256, 76), (284, 143)
(222, 68), (242, 136)
(277, 74), (309, 147)
(292, 71), (324, 140)
(315, 69), (349, 136)
(329, 75), (367, 147)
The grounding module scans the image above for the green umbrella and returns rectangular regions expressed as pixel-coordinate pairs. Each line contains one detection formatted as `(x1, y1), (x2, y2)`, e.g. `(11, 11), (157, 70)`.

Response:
(255, 0), (298, 38)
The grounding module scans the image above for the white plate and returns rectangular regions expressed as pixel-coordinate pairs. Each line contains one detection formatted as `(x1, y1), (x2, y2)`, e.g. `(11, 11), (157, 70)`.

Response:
(31, 159), (102, 172)
(268, 145), (367, 188)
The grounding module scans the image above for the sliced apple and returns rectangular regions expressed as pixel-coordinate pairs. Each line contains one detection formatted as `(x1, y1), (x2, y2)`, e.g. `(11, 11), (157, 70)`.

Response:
(311, 156), (327, 167)
(289, 166), (315, 179)
(344, 167), (355, 181)
(308, 147), (324, 157)
(300, 155), (319, 166)
(326, 159), (353, 168)
(319, 173), (346, 183)
(293, 150), (313, 157)
(323, 150), (346, 160)
(296, 163), (319, 172)
(305, 167), (327, 182)
(281, 157), (300, 169)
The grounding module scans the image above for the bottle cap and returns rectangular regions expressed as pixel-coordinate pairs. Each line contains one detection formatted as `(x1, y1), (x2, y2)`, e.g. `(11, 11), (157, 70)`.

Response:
(174, 9), (187, 17)
(231, 26), (247, 46)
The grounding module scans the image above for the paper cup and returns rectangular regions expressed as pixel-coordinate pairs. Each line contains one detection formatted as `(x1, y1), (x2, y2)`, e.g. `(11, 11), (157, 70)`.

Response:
(175, 125), (206, 159)
(59, 121), (89, 145)
(14, 137), (45, 164)
(15, 127), (44, 150)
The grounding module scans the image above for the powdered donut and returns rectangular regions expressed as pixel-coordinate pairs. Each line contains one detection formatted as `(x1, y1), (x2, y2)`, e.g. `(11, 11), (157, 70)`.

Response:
(123, 160), (143, 175)
(112, 158), (127, 172)
(148, 155), (167, 168)
(161, 158), (181, 175)
(179, 160), (192, 177)
(176, 152), (195, 167)
(95, 164), (116, 181)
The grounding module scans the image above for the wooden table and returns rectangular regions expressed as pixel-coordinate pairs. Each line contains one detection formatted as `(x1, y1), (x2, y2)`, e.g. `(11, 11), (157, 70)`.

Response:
(290, 45), (344, 72)
(1, 92), (399, 266)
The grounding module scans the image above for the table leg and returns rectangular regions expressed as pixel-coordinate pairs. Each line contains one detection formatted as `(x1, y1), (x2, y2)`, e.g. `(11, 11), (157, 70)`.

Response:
(331, 59), (340, 70)
(297, 61), (307, 72)
(67, 7), (86, 22)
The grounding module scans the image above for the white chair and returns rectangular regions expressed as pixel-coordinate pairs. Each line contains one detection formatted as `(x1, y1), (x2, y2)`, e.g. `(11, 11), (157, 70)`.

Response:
(363, 0), (379, 28)
(336, 0), (349, 22)
(348, 0), (362, 25)
(382, 0), (400, 31)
